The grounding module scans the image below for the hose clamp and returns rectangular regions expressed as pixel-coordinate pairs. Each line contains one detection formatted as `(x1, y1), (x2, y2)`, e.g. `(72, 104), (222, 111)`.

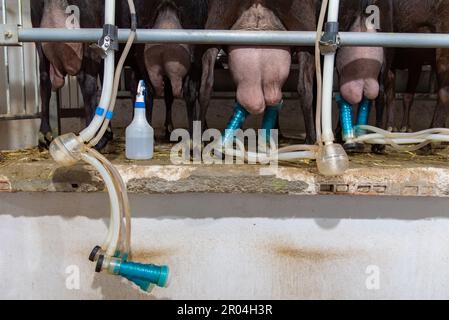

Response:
(319, 22), (340, 55)
(91, 24), (119, 59)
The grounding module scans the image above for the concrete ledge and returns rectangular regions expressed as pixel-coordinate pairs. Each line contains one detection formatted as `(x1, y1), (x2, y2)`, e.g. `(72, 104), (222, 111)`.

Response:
(1, 144), (449, 197)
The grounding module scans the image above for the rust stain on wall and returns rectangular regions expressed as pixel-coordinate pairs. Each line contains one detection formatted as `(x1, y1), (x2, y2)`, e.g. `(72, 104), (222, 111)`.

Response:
(270, 243), (353, 263)
(262, 241), (363, 298)
(130, 248), (176, 263)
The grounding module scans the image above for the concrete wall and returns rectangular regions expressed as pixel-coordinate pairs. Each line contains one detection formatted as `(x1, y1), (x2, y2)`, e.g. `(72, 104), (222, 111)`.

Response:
(1, 192), (449, 300)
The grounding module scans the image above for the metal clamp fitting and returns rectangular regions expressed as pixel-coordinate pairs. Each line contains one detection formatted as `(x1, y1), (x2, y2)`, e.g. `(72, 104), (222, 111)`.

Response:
(100, 24), (119, 52)
(0, 24), (19, 46)
(90, 24), (119, 58)
(319, 22), (340, 55)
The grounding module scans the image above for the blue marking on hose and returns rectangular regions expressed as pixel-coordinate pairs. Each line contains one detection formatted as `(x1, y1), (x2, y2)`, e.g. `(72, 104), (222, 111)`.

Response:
(336, 94), (354, 142)
(134, 101), (146, 109)
(223, 102), (250, 145)
(96, 107), (105, 117)
(355, 97), (372, 136)
(261, 103), (283, 143)
(117, 261), (169, 288)
(106, 111), (114, 120)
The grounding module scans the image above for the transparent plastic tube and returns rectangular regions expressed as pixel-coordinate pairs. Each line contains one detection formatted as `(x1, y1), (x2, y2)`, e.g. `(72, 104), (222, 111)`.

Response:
(223, 139), (318, 163)
(427, 134), (449, 142)
(89, 148), (131, 256)
(81, 151), (121, 257)
(389, 140), (431, 152)
(361, 137), (449, 145)
(277, 151), (317, 160)
(230, 149), (317, 162)
(356, 125), (449, 139)
(361, 138), (428, 144)
(277, 145), (319, 153)
(85, 150), (119, 255)
(354, 125), (449, 152)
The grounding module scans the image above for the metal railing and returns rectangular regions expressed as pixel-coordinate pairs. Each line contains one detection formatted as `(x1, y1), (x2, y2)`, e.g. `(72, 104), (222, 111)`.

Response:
(14, 28), (449, 48)
(0, 0), (39, 120)
(0, 1), (87, 135)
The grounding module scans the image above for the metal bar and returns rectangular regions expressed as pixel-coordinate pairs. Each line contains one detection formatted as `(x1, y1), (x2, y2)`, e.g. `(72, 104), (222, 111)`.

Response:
(340, 32), (449, 48)
(54, 90), (61, 136)
(59, 108), (84, 119)
(2, 1), (11, 114)
(18, 28), (315, 45)
(34, 47), (39, 113)
(0, 112), (40, 120)
(14, 28), (449, 48)
(18, 0), (27, 115)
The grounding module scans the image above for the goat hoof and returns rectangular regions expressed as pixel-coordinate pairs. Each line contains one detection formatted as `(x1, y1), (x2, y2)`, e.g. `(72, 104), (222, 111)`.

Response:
(38, 132), (53, 150)
(94, 130), (114, 153)
(164, 125), (174, 142)
(417, 144), (433, 156)
(372, 144), (386, 155)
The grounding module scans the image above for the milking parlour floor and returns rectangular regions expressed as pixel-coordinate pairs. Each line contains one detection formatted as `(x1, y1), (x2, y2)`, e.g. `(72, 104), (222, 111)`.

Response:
(2, 137), (449, 197)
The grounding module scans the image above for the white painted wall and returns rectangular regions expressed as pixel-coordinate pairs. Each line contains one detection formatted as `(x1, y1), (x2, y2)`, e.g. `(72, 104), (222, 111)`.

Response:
(1, 192), (449, 300)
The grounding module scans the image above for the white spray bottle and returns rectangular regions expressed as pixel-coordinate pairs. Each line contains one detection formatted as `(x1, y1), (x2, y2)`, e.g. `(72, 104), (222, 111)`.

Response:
(126, 80), (154, 160)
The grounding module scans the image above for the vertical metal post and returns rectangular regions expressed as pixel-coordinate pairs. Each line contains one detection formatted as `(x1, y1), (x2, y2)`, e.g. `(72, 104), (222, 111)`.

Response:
(2, 0), (11, 115)
(18, 0), (27, 114)
(34, 49), (40, 113)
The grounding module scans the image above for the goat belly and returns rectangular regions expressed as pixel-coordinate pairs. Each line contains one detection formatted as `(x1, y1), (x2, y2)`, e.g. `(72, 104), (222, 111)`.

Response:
(228, 4), (292, 115)
(337, 17), (383, 104)
(144, 44), (191, 98)
(40, 1), (83, 89)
